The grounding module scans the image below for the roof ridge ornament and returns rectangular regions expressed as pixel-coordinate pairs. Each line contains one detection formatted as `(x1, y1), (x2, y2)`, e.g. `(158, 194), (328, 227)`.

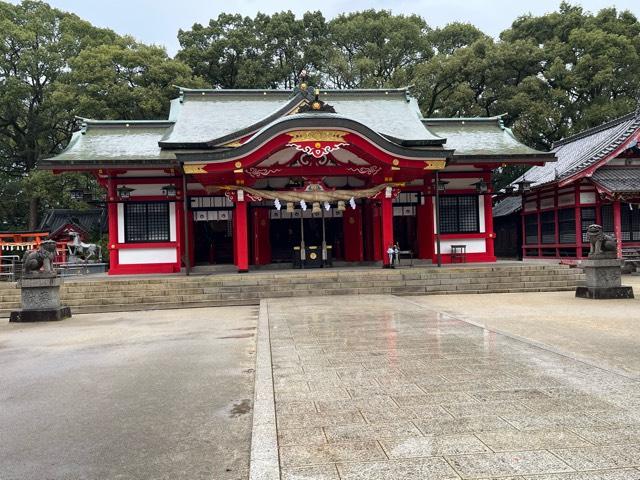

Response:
(293, 69), (337, 113)
(297, 88), (337, 114)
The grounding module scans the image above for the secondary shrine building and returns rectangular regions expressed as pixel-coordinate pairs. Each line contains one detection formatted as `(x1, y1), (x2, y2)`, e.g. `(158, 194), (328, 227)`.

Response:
(42, 85), (553, 275)
(501, 110), (640, 261)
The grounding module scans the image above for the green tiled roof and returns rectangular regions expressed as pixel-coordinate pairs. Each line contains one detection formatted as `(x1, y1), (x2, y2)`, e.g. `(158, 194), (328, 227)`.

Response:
(423, 116), (549, 159)
(160, 87), (442, 147)
(42, 91), (555, 167)
(43, 120), (177, 167)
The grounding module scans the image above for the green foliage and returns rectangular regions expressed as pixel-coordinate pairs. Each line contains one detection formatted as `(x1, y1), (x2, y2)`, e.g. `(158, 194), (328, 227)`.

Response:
(59, 37), (205, 120)
(0, 171), (100, 230)
(0, 0), (116, 176)
(0, 1), (203, 229)
(177, 9), (430, 89)
(324, 10), (431, 88)
(177, 11), (329, 89)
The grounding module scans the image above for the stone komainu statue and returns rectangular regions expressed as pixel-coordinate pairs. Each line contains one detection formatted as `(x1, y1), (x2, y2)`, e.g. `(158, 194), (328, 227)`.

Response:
(22, 240), (57, 275)
(586, 224), (617, 256)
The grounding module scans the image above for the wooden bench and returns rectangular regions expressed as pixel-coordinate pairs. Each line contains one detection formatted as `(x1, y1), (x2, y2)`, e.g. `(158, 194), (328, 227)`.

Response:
(450, 244), (467, 263)
(397, 250), (414, 267)
(622, 247), (640, 274)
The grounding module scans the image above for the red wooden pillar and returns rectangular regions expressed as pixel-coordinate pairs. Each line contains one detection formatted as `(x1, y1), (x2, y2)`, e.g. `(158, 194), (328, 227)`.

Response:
(416, 194), (434, 259)
(188, 212), (195, 267)
(371, 202), (382, 261)
(107, 176), (119, 273)
(234, 195), (249, 272)
(536, 192), (542, 257)
(483, 192), (495, 260)
(574, 186), (583, 258)
(175, 200), (184, 267)
(364, 201), (382, 261)
(613, 199), (623, 259)
(343, 206), (363, 262)
(381, 196), (394, 266)
(251, 208), (271, 265)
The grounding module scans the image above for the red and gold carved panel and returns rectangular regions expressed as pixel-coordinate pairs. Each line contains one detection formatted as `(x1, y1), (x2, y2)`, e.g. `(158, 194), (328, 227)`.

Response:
(285, 130), (349, 159)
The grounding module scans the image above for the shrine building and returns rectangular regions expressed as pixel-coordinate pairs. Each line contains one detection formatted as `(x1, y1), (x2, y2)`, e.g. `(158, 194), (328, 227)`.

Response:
(500, 110), (640, 261)
(41, 84), (554, 275)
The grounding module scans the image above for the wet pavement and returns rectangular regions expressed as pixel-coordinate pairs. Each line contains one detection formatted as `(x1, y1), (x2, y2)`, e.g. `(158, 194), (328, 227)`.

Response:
(266, 295), (640, 479)
(412, 275), (640, 378)
(0, 306), (257, 480)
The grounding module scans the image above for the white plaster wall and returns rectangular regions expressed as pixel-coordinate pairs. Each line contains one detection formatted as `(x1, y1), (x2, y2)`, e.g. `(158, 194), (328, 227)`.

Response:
(123, 184), (164, 196)
(119, 248), (177, 265)
(169, 202), (177, 242)
(117, 203), (125, 243)
(435, 238), (486, 254)
(558, 193), (574, 206)
(580, 192), (596, 204)
(540, 197), (555, 209)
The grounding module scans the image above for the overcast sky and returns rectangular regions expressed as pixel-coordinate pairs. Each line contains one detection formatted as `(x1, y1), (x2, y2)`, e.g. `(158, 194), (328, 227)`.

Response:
(11, 0), (640, 55)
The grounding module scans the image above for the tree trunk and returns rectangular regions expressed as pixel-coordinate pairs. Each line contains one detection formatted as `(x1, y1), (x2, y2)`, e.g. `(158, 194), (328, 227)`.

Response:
(28, 197), (39, 231)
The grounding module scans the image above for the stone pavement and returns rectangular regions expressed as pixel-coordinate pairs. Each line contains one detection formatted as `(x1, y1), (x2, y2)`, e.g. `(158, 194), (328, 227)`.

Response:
(412, 276), (640, 379)
(0, 306), (257, 480)
(262, 295), (640, 480)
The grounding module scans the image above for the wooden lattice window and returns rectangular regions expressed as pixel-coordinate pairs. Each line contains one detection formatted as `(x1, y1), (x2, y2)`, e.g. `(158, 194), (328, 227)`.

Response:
(558, 208), (575, 244)
(540, 211), (555, 244)
(581, 207), (596, 242)
(524, 214), (538, 245)
(124, 202), (170, 243)
(438, 195), (479, 234)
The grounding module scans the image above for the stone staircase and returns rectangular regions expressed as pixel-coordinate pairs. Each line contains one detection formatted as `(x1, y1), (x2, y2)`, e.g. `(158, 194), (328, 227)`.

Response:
(0, 264), (584, 317)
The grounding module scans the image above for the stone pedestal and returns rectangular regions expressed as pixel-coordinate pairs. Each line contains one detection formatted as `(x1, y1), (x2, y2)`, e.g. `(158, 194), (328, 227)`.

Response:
(10, 275), (72, 322)
(575, 258), (634, 299)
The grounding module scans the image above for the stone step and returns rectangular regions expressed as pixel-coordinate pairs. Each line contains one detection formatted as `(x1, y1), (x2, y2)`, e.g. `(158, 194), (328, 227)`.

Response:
(59, 279), (580, 307)
(53, 274), (584, 300)
(55, 265), (572, 284)
(55, 269), (583, 293)
(0, 274), (584, 301)
(0, 285), (579, 317)
(0, 265), (584, 317)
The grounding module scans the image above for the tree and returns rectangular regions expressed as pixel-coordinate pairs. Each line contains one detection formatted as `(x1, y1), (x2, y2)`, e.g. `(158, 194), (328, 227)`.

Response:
(177, 13), (269, 88)
(255, 11), (329, 89)
(59, 37), (205, 120)
(325, 10), (431, 88)
(0, 1), (116, 178)
(177, 11), (329, 89)
(0, 1), (205, 229)
(501, 2), (640, 134)
(428, 22), (487, 55)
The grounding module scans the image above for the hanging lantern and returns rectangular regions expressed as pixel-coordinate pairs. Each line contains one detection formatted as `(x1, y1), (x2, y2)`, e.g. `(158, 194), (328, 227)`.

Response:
(312, 202), (321, 214)
(117, 186), (135, 200)
(161, 184), (177, 197)
(274, 198), (282, 211)
(300, 200), (307, 211)
(515, 179), (533, 193)
(70, 188), (85, 201)
(337, 201), (346, 212)
(349, 197), (356, 209)
(472, 180), (488, 194)
(324, 201), (331, 211)
(286, 202), (294, 213)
